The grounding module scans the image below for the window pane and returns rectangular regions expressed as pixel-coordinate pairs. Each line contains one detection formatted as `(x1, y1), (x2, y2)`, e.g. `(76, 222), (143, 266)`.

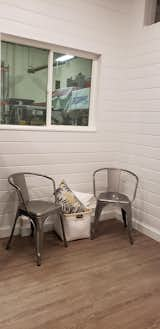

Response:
(155, 0), (160, 22)
(1, 41), (48, 125)
(52, 53), (92, 126)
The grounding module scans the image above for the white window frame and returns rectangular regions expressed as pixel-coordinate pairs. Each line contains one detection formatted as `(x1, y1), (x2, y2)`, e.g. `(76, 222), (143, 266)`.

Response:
(0, 33), (99, 132)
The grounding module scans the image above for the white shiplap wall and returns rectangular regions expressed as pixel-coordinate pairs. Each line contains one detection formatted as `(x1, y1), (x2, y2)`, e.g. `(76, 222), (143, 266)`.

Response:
(113, 0), (160, 240)
(1, 0), (159, 242)
(0, 0), (132, 236)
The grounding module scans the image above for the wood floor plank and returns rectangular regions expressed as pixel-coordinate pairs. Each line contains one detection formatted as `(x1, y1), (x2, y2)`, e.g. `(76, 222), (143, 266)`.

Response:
(0, 219), (160, 329)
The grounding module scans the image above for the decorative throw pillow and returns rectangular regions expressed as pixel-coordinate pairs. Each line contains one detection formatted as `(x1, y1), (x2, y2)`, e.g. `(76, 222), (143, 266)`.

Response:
(56, 180), (86, 214)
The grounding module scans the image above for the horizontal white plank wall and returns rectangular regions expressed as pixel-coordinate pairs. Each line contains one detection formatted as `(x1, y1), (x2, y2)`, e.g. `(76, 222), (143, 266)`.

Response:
(0, 0), (130, 236)
(1, 0), (159, 242)
(114, 0), (160, 241)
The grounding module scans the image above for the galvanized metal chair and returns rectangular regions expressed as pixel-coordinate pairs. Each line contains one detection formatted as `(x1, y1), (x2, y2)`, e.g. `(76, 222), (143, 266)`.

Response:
(6, 172), (68, 266)
(91, 168), (139, 244)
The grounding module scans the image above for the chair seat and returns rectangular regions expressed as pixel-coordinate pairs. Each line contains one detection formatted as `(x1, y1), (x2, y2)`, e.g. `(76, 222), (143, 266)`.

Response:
(24, 200), (61, 218)
(98, 192), (130, 204)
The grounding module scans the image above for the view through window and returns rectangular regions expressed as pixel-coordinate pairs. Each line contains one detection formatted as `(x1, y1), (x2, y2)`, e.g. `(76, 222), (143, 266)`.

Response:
(0, 40), (94, 127)
(52, 53), (92, 126)
(1, 41), (48, 125)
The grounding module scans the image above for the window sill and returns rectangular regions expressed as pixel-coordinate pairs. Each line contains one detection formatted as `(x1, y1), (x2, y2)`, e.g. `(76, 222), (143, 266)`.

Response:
(0, 124), (96, 133)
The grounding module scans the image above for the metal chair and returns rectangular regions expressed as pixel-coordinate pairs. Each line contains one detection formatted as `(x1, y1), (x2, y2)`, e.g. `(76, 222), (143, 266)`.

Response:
(91, 168), (139, 244)
(6, 172), (68, 266)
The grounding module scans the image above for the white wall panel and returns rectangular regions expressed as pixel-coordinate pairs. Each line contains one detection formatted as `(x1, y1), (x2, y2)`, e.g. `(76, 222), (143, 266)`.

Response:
(0, 0), (130, 236)
(1, 0), (160, 242)
(115, 0), (160, 240)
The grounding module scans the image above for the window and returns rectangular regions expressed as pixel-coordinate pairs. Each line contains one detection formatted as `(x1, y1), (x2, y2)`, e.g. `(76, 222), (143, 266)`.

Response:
(52, 53), (92, 126)
(144, 0), (160, 25)
(1, 41), (48, 126)
(155, 0), (160, 22)
(0, 36), (98, 130)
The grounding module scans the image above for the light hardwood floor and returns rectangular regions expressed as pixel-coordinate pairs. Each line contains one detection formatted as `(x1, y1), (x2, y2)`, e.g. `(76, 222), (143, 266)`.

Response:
(0, 219), (160, 329)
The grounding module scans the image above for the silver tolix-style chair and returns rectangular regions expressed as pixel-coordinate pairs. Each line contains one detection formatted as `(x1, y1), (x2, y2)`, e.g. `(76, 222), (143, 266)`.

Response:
(6, 172), (68, 266)
(91, 168), (139, 244)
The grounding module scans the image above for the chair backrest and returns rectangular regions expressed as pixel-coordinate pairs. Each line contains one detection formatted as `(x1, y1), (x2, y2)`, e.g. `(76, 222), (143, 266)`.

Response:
(8, 173), (30, 207)
(8, 172), (56, 208)
(93, 168), (139, 202)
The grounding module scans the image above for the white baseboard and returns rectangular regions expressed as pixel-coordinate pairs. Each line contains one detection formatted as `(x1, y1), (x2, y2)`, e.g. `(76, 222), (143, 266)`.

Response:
(132, 218), (160, 242)
(115, 209), (160, 242)
(0, 209), (116, 239)
(0, 225), (20, 239)
(0, 216), (55, 238)
(1, 210), (160, 242)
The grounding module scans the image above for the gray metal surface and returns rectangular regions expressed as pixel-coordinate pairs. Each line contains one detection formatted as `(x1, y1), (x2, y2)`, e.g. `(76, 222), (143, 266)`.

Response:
(6, 172), (68, 266)
(92, 168), (139, 244)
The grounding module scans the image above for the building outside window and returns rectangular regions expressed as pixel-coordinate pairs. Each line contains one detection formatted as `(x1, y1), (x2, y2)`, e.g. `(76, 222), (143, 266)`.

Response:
(1, 42), (48, 126)
(0, 37), (97, 129)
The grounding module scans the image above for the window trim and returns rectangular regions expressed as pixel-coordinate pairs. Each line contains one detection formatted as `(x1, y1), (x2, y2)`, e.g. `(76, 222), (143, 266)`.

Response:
(2, 33), (98, 60)
(0, 33), (99, 132)
(46, 50), (53, 127)
(0, 124), (96, 132)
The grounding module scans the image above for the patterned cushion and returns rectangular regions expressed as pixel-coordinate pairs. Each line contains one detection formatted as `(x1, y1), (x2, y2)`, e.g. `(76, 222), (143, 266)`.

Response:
(56, 180), (86, 214)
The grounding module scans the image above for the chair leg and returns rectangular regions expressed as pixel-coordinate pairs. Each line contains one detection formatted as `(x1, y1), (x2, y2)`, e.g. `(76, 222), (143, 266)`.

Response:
(59, 212), (68, 247)
(121, 208), (127, 227)
(126, 205), (134, 245)
(6, 210), (20, 250)
(91, 202), (103, 239)
(30, 221), (34, 237)
(35, 220), (44, 266)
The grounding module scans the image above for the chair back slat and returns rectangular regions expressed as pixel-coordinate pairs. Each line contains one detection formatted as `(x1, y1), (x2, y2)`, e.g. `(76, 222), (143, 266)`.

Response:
(108, 168), (121, 192)
(9, 173), (29, 204)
